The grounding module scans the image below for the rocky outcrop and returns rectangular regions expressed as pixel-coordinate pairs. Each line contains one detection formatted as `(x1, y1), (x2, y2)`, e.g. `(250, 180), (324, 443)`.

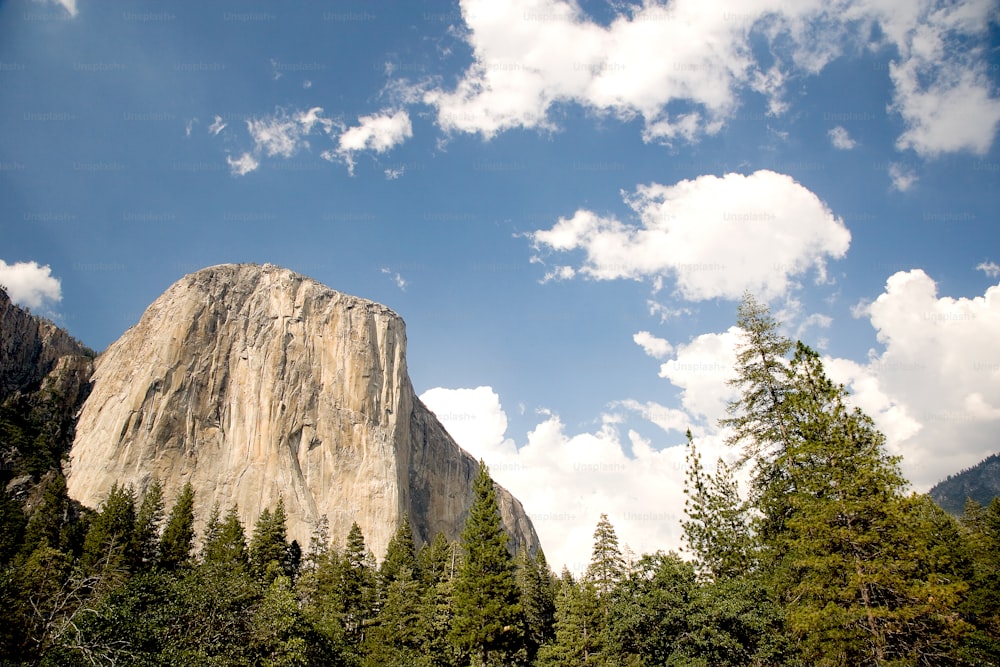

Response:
(67, 264), (539, 557)
(0, 288), (91, 401)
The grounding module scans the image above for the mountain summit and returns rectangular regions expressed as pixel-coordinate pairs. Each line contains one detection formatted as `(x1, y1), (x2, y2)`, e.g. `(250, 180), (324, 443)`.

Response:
(67, 264), (539, 556)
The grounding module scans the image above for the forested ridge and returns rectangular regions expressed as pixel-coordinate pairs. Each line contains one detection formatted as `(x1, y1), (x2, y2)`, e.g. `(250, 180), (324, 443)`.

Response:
(1, 295), (999, 666)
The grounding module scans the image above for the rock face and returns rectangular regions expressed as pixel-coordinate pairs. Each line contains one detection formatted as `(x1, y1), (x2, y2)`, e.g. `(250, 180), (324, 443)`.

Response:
(67, 264), (539, 557)
(0, 288), (91, 402)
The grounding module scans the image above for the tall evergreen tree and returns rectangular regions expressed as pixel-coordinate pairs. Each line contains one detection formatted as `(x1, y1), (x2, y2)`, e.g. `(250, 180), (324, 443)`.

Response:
(129, 478), (163, 571)
(516, 547), (556, 661)
(585, 513), (624, 599)
(158, 481), (195, 570)
(721, 292), (795, 467)
(249, 499), (292, 583)
(305, 514), (331, 573)
(80, 482), (136, 572)
(682, 430), (754, 579)
(0, 485), (26, 565)
(450, 461), (525, 666)
(380, 513), (420, 587)
(418, 530), (456, 587)
(725, 295), (974, 665)
(341, 521), (377, 646)
(961, 497), (1000, 663)
(536, 568), (602, 666)
(20, 473), (74, 557)
(203, 505), (249, 569)
(364, 565), (425, 666)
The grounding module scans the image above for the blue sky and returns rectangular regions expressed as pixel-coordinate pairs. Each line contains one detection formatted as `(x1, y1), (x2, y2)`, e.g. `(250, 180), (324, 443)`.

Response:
(2, 0), (999, 571)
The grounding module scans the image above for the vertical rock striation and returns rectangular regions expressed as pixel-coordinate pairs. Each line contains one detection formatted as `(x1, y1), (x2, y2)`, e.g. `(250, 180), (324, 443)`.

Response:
(67, 264), (539, 557)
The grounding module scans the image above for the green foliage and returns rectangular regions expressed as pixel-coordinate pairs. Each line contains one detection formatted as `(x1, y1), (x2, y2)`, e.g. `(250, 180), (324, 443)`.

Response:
(129, 479), (164, 572)
(536, 568), (603, 666)
(517, 547), (556, 660)
(80, 482), (136, 573)
(585, 513), (625, 599)
(0, 485), (26, 565)
(4, 290), (999, 666)
(158, 482), (195, 570)
(364, 565), (426, 666)
(20, 473), (81, 558)
(380, 513), (420, 587)
(682, 430), (754, 580)
(451, 460), (525, 666)
(418, 530), (457, 586)
(960, 497), (1000, 664)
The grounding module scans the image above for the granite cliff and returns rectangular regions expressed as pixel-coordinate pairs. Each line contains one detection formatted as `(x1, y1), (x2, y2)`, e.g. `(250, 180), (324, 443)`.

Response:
(0, 287), (91, 403)
(66, 264), (539, 557)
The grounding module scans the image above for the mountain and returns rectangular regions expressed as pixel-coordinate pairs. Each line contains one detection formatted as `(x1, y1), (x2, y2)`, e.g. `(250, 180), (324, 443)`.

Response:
(0, 287), (91, 403)
(930, 452), (1000, 514)
(0, 288), (93, 487)
(66, 263), (540, 557)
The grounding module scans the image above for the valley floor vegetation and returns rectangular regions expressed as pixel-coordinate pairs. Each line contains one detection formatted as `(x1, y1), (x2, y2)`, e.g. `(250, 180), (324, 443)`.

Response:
(1, 295), (999, 666)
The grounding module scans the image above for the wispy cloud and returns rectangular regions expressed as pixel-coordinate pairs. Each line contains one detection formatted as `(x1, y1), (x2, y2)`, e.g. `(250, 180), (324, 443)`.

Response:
(888, 162), (918, 192)
(324, 109), (413, 176)
(208, 116), (227, 136)
(226, 152), (259, 176)
(381, 267), (407, 290)
(976, 261), (1000, 278)
(828, 126), (857, 150)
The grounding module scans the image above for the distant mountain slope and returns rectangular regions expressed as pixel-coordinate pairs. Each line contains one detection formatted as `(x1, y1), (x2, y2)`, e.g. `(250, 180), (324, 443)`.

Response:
(930, 452), (1000, 514)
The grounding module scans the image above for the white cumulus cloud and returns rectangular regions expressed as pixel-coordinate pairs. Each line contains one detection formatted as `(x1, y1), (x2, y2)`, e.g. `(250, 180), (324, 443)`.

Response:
(422, 0), (1000, 156)
(633, 331), (673, 359)
(420, 385), (707, 573)
(829, 270), (1000, 489)
(0, 260), (62, 310)
(530, 170), (850, 302)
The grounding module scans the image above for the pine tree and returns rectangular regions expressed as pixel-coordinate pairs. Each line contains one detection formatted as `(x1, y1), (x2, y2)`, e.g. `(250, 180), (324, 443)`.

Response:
(682, 430), (753, 579)
(450, 461), (525, 666)
(158, 481), (195, 570)
(585, 513), (624, 599)
(80, 482), (136, 572)
(129, 478), (163, 571)
(203, 505), (248, 569)
(0, 485), (26, 565)
(305, 514), (331, 573)
(20, 473), (74, 557)
(380, 513), (420, 590)
(364, 565), (425, 666)
(959, 497), (1000, 663)
(517, 547), (556, 661)
(724, 298), (973, 665)
(249, 499), (291, 583)
(721, 292), (795, 467)
(418, 530), (455, 587)
(537, 568), (602, 666)
(341, 521), (377, 646)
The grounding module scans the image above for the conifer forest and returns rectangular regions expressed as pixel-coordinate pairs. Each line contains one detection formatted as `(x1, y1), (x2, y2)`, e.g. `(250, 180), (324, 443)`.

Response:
(2, 296), (998, 666)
